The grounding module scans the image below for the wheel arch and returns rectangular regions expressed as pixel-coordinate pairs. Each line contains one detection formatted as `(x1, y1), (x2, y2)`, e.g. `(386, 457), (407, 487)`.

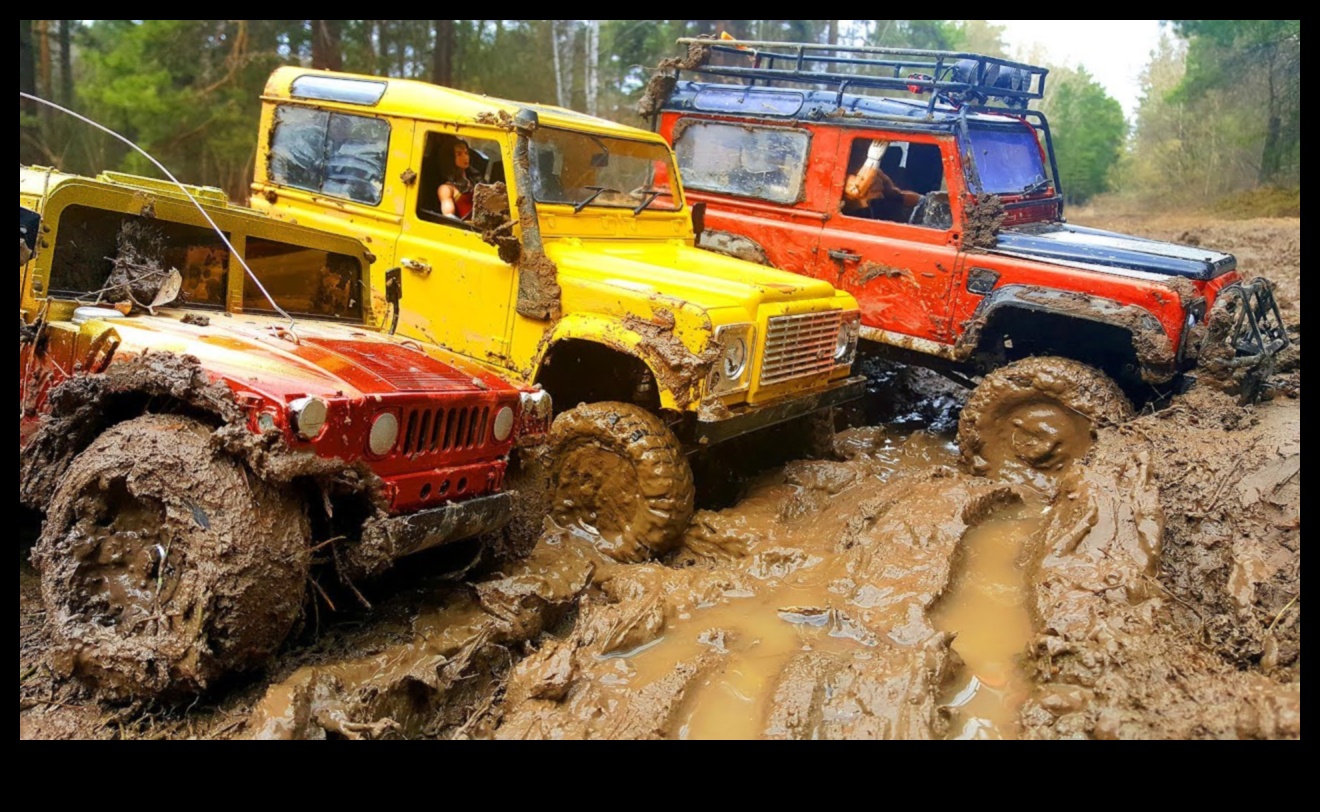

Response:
(957, 285), (1177, 386)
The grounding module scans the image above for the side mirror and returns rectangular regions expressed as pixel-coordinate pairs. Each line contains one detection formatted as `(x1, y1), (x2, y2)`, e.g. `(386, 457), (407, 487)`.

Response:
(691, 201), (707, 242)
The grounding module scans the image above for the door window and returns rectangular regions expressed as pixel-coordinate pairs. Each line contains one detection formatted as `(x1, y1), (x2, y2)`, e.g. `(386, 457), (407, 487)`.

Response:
(269, 106), (390, 206)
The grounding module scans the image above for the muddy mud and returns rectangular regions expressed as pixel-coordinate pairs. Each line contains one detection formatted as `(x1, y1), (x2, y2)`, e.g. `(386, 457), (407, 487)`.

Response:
(637, 40), (713, 121)
(963, 195), (1007, 250)
(20, 214), (1300, 739)
(102, 220), (182, 312)
(622, 308), (719, 410)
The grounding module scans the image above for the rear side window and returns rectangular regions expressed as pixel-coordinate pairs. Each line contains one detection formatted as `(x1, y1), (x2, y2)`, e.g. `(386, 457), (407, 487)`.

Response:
(242, 238), (362, 322)
(269, 106), (390, 206)
(673, 121), (809, 205)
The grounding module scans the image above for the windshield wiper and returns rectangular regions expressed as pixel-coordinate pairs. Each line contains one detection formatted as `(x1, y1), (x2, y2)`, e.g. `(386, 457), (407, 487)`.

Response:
(1020, 176), (1051, 196)
(573, 185), (617, 213)
(632, 188), (666, 215)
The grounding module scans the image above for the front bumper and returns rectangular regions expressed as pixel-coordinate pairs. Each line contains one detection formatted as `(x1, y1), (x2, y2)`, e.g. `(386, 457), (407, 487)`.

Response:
(348, 491), (514, 578)
(693, 375), (866, 447)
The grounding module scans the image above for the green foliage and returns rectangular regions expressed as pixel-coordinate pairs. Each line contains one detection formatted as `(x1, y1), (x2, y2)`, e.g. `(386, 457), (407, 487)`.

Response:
(1171, 20), (1300, 185)
(1039, 67), (1126, 204)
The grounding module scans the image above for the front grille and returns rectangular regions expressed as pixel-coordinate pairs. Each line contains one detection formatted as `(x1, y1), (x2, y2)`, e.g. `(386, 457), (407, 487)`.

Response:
(759, 311), (843, 387)
(399, 405), (490, 456)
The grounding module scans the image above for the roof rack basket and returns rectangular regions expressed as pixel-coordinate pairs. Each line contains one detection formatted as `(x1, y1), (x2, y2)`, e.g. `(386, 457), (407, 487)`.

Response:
(673, 38), (1048, 115)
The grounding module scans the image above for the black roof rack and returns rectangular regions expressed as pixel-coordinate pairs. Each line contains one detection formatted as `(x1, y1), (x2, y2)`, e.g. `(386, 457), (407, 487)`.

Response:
(673, 38), (1048, 114)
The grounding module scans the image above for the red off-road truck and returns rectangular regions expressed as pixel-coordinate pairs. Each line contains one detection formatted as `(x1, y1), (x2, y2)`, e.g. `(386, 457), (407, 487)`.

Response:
(20, 167), (551, 699)
(650, 40), (1288, 477)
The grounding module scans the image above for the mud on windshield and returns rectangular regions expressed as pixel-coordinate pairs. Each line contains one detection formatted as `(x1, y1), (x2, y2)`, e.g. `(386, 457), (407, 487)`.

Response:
(528, 127), (682, 213)
(45, 206), (363, 321)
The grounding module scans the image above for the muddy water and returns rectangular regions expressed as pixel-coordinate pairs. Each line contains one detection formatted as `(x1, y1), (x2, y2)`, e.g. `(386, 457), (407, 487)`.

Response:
(933, 503), (1044, 740)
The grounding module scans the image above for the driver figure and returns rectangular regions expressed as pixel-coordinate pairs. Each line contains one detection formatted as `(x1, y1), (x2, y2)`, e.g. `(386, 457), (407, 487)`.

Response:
(438, 139), (481, 220)
(842, 139), (921, 221)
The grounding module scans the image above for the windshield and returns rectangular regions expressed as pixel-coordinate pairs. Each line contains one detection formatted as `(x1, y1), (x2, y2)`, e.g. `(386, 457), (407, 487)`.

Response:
(963, 126), (1050, 196)
(528, 127), (682, 213)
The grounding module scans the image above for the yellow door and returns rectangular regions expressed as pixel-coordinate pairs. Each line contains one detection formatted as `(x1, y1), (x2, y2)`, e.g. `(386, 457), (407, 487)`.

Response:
(396, 127), (517, 366)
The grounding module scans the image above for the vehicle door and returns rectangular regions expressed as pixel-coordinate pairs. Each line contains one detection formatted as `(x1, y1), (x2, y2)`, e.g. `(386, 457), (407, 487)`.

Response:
(819, 131), (963, 344)
(397, 128), (517, 366)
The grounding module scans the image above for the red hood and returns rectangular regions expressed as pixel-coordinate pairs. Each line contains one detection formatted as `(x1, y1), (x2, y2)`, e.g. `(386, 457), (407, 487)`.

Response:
(99, 311), (519, 403)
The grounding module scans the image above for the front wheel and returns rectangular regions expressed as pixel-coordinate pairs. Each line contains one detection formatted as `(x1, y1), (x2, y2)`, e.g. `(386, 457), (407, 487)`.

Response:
(34, 415), (311, 700)
(547, 402), (694, 563)
(958, 357), (1133, 479)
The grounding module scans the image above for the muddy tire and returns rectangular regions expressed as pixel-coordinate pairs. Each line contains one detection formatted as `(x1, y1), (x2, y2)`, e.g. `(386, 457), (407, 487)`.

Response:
(958, 357), (1133, 477)
(547, 402), (694, 563)
(34, 415), (310, 701)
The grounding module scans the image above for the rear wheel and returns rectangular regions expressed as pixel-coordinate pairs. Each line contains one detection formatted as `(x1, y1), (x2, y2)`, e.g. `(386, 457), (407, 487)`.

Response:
(547, 402), (694, 563)
(35, 415), (310, 700)
(958, 357), (1133, 479)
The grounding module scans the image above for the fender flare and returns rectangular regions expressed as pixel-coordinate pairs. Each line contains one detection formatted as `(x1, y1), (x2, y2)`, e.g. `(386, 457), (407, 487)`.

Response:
(956, 284), (1176, 382)
(533, 312), (714, 412)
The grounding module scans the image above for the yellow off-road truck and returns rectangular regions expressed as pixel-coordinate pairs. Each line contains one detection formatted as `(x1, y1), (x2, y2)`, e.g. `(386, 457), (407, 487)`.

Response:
(250, 68), (864, 561)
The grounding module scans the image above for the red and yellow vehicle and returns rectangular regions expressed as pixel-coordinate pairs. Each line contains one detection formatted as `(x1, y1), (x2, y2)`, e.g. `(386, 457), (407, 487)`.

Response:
(19, 166), (551, 699)
(653, 40), (1288, 477)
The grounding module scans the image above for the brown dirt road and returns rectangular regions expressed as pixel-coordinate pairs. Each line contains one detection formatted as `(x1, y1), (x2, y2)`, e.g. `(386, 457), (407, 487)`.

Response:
(19, 214), (1300, 739)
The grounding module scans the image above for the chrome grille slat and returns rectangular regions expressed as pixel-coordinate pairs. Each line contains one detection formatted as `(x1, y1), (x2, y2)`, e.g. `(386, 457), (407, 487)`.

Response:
(758, 311), (843, 386)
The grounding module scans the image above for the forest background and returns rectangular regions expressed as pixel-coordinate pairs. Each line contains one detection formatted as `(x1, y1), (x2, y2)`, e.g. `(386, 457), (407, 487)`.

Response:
(18, 20), (1300, 214)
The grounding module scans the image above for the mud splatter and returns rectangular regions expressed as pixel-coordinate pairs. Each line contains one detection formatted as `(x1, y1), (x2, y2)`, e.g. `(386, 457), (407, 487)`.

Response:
(637, 40), (713, 120)
(622, 308), (719, 409)
(856, 261), (915, 286)
(102, 220), (181, 312)
(964, 195), (1006, 250)
(180, 313), (210, 327)
(474, 110), (515, 129)
(471, 182), (521, 266)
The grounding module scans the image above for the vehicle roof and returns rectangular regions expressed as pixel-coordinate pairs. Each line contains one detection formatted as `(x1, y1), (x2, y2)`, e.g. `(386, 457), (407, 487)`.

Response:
(663, 80), (1029, 132)
(263, 66), (672, 147)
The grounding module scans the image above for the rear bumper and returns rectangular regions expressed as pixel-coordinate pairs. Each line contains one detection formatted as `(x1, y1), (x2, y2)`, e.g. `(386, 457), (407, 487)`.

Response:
(693, 375), (866, 446)
(349, 491), (514, 578)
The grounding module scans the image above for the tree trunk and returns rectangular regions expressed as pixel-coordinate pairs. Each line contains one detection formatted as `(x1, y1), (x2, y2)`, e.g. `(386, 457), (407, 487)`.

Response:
(36, 20), (52, 125)
(312, 20), (343, 71)
(20, 21), (36, 112)
(58, 20), (73, 106)
(585, 21), (599, 116)
(1258, 48), (1282, 184)
(432, 20), (454, 86)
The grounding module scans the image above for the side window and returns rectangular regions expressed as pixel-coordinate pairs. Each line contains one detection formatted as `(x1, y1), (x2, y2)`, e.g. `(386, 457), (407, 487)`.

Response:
(269, 106), (390, 206)
(417, 131), (508, 228)
(242, 239), (362, 321)
(48, 205), (228, 307)
(673, 121), (808, 205)
(841, 138), (951, 230)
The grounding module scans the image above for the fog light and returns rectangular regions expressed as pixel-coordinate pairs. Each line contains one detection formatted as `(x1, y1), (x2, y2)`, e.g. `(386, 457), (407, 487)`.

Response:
(369, 412), (399, 456)
(492, 406), (515, 442)
(289, 396), (328, 440)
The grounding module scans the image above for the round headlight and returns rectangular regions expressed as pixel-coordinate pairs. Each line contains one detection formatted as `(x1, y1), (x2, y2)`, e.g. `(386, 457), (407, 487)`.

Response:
(289, 396), (328, 440)
(369, 412), (399, 456)
(835, 324), (854, 362)
(492, 406), (515, 442)
(722, 337), (748, 380)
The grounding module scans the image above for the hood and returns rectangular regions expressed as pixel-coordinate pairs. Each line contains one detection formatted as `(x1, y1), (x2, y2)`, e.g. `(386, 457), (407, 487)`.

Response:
(993, 223), (1236, 281)
(98, 313), (513, 401)
(547, 239), (839, 311)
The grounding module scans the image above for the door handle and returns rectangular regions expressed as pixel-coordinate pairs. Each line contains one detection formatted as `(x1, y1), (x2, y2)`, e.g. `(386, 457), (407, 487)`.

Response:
(400, 257), (432, 276)
(828, 249), (862, 263)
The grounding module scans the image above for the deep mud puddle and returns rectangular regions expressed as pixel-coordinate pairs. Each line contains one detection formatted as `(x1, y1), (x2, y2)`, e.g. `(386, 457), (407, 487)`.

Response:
(933, 502), (1045, 740)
